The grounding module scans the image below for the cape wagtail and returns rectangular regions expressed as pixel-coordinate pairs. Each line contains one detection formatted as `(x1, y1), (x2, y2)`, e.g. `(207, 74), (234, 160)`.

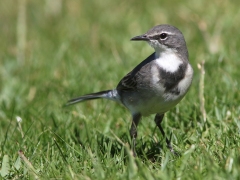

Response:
(66, 24), (193, 156)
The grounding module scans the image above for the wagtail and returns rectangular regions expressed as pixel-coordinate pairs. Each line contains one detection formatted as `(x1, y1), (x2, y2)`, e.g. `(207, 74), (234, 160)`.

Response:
(66, 24), (193, 156)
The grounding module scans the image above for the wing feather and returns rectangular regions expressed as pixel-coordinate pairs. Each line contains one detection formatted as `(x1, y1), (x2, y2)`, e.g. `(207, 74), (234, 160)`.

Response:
(117, 53), (155, 91)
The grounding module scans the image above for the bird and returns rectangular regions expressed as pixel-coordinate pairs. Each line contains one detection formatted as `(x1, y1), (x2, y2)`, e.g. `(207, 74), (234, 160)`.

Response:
(66, 24), (193, 156)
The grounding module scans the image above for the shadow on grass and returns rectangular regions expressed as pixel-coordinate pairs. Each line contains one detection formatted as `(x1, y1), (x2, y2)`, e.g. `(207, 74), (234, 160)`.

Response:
(72, 126), (181, 162)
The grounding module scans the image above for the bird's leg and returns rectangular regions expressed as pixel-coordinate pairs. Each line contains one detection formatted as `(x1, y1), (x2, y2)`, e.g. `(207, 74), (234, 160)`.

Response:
(130, 113), (141, 157)
(154, 113), (175, 154)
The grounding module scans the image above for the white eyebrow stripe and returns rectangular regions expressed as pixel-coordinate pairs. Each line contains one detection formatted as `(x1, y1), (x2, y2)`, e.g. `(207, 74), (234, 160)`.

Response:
(149, 31), (175, 38)
(160, 31), (174, 35)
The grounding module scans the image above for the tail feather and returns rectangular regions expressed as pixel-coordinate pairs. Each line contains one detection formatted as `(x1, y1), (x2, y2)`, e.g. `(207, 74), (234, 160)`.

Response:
(66, 90), (112, 106)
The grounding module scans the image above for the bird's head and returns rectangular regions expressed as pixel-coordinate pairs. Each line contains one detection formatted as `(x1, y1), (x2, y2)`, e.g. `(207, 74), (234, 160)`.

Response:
(131, 24), (188, 58)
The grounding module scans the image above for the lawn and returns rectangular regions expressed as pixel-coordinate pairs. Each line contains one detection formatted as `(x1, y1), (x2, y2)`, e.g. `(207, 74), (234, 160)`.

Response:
(0, 0), (240, 179)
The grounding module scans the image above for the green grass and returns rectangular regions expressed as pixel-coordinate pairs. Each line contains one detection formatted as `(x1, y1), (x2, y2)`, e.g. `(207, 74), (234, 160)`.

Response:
(1, 0), (240, 179)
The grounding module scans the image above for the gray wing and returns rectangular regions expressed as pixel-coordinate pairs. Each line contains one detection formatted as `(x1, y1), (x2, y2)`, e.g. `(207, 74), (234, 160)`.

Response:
(116, 53), (156, 91)
(117, 72), (137, 91)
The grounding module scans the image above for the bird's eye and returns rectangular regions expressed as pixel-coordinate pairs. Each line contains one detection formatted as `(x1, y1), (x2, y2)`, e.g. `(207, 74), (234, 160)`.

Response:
(160, 33), (167, 40)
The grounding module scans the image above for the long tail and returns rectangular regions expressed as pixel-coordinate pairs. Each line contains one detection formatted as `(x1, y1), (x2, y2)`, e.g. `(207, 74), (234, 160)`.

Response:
(66, 90), (119, 106)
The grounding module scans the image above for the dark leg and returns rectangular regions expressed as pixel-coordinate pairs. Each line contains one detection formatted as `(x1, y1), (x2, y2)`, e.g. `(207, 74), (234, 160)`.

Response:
(154, 113), (175, 154)
(130, 113), (141, 156)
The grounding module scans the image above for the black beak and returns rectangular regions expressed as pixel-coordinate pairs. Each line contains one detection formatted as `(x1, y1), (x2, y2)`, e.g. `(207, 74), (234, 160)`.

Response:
(131, 34), (149, 41)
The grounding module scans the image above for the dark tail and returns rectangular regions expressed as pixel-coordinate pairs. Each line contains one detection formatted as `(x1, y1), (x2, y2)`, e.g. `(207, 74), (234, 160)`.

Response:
(65, 90), (112, 106)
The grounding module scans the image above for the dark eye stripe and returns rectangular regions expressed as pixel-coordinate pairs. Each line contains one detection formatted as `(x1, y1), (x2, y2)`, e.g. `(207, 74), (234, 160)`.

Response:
(152, 33), (168, 40)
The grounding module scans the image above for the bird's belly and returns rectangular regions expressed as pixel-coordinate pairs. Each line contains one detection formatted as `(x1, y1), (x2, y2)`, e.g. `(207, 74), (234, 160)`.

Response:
(122, 88), (183, 116)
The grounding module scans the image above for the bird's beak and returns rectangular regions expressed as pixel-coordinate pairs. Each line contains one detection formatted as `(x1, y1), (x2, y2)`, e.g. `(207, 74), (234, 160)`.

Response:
(131, 34), (149, 41)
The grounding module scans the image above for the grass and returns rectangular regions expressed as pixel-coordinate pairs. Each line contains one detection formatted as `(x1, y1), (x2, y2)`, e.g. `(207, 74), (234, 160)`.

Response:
(0, 0), (240, 179)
